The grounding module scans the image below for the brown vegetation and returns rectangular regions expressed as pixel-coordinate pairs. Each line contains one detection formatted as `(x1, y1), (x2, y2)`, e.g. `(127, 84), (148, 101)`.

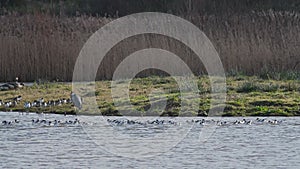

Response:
(0, 10), (300, 82)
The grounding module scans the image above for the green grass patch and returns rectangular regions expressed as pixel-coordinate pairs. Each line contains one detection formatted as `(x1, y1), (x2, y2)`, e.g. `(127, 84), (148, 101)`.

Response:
(0, 75), (299, 116)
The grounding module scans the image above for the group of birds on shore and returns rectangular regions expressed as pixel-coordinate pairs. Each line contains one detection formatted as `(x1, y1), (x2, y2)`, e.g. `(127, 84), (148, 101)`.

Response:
(0, 96), (22, 108)
(0, 77), (83, 111)
(23, 98), (73, 109)
(0, 91), (82, 111)
(0, 97), (73, 109)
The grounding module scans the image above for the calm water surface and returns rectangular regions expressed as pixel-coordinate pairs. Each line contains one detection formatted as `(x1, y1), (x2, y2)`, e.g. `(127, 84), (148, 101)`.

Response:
(0, 112), (299, 168)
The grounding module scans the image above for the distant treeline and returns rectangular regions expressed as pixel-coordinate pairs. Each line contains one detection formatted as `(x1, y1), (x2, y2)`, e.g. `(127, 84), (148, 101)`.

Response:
(1, 0), (300, 16)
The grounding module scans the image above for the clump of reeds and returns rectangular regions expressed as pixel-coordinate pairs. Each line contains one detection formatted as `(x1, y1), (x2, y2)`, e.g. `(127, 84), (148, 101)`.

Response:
(0, 10), (299, 82)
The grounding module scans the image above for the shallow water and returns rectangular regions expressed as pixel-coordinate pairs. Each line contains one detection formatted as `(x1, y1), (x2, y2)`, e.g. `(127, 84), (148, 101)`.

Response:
(0, 112), (299, 168)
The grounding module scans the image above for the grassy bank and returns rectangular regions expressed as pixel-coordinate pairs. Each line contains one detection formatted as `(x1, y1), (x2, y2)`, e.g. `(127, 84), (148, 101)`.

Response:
(0, 76), (299, 116)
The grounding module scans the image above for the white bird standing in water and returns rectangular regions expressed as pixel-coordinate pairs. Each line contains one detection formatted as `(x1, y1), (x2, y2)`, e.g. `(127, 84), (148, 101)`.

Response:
(70, 92), (82, 110)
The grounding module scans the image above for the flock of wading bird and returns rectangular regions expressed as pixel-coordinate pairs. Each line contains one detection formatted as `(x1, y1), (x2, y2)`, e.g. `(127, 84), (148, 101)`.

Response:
(0, 77), (83, 111)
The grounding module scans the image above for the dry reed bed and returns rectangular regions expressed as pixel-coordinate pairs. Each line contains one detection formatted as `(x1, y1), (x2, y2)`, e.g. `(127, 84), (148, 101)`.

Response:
(0, 11), (300, 82)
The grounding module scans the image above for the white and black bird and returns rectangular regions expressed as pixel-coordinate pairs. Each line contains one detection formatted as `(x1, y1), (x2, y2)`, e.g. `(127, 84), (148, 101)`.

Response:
(10, 77), (24, 89)
(38, 98), (44, 104)
(14, 95), (22, 102)
(70, 92), (82, 110)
